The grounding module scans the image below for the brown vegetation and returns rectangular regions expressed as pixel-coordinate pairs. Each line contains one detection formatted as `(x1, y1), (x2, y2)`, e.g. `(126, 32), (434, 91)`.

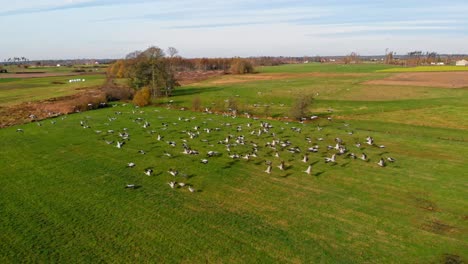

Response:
(290, 95), (313, 120)
(132, 87), (151, 107)
(364, 72), (468, 88)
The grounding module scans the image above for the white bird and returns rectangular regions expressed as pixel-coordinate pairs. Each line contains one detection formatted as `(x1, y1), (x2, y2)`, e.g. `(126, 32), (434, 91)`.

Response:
(127, 162), (135, 168)
(144, 169), (153, 176)
(325, 154), (336, 163)
(116, 141), (124, 148)
(168, 181), (176, 189)
(16, 129), (24, 132)
(157, 134), (163, 141)
(277, 161), (285, 170)
(168, 169), (178, 176)
(304, 165), (312, 175)
(178, 182), (186, 187)
(377, 158), (385, 167)
(125, 184), (136, 189)
(302, 155), (309, 163)
(105, 140), (114, 145)
(265, 165), (272, 174)
(188, 186), (195, 193)
(360, 153), (367, 161)
(387, 157), (395, 162)
(201, 159), (208, 164)
(138, 150), (146, 155)
(274, 152), (280, 158)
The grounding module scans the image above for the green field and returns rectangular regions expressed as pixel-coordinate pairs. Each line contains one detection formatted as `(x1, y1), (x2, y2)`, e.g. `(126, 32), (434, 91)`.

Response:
(0, 64), (467, 263)
(0, 75), (106, 106)
(379, 66), (468, 73)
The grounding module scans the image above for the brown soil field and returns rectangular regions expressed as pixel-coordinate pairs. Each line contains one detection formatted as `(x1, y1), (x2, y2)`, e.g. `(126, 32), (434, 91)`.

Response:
(364, 72), (468, 88)
(206, 72), (366, 85)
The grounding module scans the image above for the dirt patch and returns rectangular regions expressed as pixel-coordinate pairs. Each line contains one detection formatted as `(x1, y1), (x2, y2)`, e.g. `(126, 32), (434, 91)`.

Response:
(0, 89), (106, 128)
(442, 254), (463, 264)
(207, 72), (366, 85)
(421, 219), (456, 234)
(364, 72), (468, 88)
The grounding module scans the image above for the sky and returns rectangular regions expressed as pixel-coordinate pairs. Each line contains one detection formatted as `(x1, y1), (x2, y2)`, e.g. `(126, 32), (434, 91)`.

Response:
(1, 0), (468, 59)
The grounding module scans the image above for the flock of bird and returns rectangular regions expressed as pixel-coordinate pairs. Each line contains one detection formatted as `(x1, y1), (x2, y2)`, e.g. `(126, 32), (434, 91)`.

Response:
(18, 103), (395, 193)
(76, 104), (396, 192)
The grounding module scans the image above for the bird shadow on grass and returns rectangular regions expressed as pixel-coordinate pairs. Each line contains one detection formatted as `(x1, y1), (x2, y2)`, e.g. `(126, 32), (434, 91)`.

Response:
(181, 174), (196, 179)
(340, 161), (351, 168)
(315, 171), (325, 177)
(280, 173), (293, 178)
(125, 185), (142, 190)
(378, 151), (390, 155)
(172, 87), (223, 97)
(311, 161), (320, 166)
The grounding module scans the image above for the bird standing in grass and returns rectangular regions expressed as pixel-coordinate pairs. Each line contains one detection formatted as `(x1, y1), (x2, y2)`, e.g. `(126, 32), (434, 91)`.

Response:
(304, 165), (312, 175)
(144, 169), (153, 176)
(377, 158), (385, 167)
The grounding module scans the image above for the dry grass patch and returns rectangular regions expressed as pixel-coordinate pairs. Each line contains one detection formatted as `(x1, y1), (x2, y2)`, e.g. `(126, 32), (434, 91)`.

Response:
(364, 72), (468, 88)
(203, 72), (367, 85)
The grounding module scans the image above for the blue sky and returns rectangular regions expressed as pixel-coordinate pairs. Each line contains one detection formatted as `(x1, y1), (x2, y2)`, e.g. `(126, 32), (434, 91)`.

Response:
(1, 0), (468, 59)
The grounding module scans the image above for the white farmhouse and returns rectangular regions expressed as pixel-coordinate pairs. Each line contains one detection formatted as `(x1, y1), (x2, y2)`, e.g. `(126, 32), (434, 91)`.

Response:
(455, 59), (468, 66)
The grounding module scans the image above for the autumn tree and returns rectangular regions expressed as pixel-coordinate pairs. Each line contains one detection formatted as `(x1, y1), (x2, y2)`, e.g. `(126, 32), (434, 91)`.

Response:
(344, 52), (360, 64)
(230, 59), (255, 74)
(127, 46), (179, 98)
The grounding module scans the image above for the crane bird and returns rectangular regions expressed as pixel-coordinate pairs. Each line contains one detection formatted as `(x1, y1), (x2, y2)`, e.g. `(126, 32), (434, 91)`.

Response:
(168, 181), (176, 189)
(200, 159), (208, 164)
(265, 165), (272, 174)
(125, 184), (136, 189)
(325, 154), (336, 163)
(144, 169), (153, 176)
(302, 155), (309, 163)
(277, 161), (285, 170)
(387, 157), (396, 162)
(127, 162), (135, 168)
(116, 141), (124, 148)
(377, 158), (385, 167)
(304, 165), (312, 175)
(188, 186), (195, 193)
(360, 153), (367, 161)
(168, 169), (178, 177)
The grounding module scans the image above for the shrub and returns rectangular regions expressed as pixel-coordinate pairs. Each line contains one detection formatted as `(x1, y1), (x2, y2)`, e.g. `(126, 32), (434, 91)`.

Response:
(192, 96), (202, 111)
(103, 86), (134, 101)
(290, 96), (313, 120)
(230, 59), (255, 74)
(133, 87), (151, 107)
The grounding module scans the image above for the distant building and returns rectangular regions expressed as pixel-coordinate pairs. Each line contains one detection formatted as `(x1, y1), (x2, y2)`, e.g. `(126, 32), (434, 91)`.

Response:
(455, 59), (468, 66)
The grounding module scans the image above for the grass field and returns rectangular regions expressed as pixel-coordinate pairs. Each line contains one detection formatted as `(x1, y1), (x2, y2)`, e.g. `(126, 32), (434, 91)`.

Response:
(0, 64), (467, 263)
(379, 66), (468, 73)
(0, 74), (106, 106)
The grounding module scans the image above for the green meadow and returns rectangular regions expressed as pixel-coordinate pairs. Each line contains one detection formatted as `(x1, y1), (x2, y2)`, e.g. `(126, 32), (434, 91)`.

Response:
(0, 74), (106, 106)
(0, 64), (467, 263)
